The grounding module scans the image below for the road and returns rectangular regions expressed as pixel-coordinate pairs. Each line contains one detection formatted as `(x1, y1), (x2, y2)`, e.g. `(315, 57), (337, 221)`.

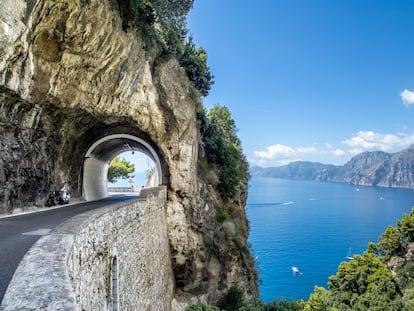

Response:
(0, 195), (138, 303)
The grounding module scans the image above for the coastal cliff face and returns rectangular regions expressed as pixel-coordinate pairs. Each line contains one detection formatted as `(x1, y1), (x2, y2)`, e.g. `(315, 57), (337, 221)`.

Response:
(251, 145), (414, 189)
(0, 0), (257, 306)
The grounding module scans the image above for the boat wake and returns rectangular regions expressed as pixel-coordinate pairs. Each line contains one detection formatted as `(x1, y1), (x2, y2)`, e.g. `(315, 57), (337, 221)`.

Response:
(249, 202), (284, 206)
(249, 201), (295, 206)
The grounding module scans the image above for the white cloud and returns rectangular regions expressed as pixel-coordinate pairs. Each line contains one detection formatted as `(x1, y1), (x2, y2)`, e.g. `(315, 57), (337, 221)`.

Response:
(325, 143), (346, 156)
(254, 144), (296, 159)
(332, 148), (346, 156)
(253, 144), (324, 166)
(401, 89), (414, 106)
(343, 130), (414, 153)
(254, 144), (320, 160)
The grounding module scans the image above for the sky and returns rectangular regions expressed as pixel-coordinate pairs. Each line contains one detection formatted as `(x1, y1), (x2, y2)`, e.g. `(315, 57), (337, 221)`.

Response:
(186, 0), (414, 167)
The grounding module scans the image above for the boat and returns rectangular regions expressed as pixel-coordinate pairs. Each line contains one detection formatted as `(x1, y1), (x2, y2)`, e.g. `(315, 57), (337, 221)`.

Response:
(292, 266), (300, 273)
(346, 247), (354, 260)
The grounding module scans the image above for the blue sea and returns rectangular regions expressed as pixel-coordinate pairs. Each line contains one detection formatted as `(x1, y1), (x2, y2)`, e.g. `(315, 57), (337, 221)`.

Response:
(246, 176), (414, 302)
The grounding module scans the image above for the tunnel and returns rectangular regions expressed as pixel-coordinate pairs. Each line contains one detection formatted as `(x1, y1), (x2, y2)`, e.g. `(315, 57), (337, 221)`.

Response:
(83, 134), (163, 201)
(0, 90), (169, 212)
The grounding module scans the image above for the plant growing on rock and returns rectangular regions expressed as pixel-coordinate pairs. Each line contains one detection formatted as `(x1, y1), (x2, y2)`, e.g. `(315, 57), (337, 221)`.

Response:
(111, 0), (213, 96)
(199, 105), (247, 201)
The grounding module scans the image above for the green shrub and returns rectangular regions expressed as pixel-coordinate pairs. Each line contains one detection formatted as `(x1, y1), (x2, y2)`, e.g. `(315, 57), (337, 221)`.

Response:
(199, 105), (247, 200)
(219, 286), (245, 311)
(185, 304), (222, 311)
(264, 299), (303, 311)
(179, 37), (213, 97)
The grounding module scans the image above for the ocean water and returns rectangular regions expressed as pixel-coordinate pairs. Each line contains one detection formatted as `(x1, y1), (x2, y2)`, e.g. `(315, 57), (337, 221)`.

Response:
(246, 176), (414, 302)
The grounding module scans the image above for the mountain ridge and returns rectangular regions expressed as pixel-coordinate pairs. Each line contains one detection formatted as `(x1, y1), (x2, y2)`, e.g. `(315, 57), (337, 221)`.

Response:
(251, 145), (414, 188)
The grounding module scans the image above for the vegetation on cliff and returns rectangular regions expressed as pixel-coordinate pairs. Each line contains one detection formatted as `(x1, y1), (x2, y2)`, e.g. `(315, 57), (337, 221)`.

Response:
(197, 104), (258, 297)
(111, 0), (213, 96)
(198, 105), (246, 200)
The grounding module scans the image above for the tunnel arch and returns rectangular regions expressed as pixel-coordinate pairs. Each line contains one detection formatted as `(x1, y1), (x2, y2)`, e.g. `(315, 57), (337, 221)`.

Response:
(83, 134), (163, 201)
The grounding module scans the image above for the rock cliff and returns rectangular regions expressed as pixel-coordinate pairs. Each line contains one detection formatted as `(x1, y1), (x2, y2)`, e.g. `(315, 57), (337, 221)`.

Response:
(0, 0), (257, 307)
(251, 145), (414, 189)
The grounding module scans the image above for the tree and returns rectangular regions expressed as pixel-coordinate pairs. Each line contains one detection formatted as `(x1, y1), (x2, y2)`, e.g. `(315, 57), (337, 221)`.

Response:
(179, 37), (214, 96)
(377, 225), (404, 259)
(208, 105), (237, 144)
(107, 156), (135, 183)
(325, 251), (401, 309)
(199, 105), (246, 200)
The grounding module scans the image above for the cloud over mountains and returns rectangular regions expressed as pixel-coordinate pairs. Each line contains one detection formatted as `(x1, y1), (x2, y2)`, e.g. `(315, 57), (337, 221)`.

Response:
(253, 130), (414, 167)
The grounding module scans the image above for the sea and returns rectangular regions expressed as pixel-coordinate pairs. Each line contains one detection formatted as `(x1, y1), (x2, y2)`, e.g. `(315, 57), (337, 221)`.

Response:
(246, 176), (414, 303)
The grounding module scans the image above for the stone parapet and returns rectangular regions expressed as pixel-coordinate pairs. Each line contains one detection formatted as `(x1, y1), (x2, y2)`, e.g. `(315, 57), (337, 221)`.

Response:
(1, 186), (174, 311)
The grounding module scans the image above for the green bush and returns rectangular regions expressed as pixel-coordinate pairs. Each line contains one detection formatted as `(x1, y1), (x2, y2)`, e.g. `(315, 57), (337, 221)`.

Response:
(114, 0), (156, 33)
(185, 304), (222, 311)
(219, 286), (245, 311)
(179, 37), (214, 96)
(199, 105), (247, 200)
(264, 299), (303, 311)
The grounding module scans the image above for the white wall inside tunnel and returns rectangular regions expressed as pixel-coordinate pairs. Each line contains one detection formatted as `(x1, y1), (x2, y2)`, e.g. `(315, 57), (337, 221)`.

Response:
(83, 158), (109, 201)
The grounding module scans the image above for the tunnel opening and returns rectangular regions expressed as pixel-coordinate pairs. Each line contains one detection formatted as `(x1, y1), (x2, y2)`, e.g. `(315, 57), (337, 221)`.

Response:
(107, 151), (157, 191)
(83, 134), (163, 201)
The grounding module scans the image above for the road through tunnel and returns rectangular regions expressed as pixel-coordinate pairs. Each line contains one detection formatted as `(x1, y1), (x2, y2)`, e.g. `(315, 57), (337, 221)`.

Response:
(0, 89), (168, 213)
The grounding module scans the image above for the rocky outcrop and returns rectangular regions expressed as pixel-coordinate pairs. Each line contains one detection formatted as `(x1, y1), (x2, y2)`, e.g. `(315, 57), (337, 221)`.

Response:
(0, 0), (257, 307)
(251, 145), (414, 189)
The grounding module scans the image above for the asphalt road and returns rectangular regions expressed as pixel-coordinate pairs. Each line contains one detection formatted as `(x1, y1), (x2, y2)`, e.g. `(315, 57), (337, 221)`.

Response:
(0, 194), (138, 303)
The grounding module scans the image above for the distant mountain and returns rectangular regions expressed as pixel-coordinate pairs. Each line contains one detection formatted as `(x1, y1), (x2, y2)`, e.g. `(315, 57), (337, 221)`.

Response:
(250, 161), (340, 181)
(250, 145), (414, 189)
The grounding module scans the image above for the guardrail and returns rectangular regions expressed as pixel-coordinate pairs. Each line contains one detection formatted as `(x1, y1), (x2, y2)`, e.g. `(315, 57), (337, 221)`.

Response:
(107, 186), (137, 192)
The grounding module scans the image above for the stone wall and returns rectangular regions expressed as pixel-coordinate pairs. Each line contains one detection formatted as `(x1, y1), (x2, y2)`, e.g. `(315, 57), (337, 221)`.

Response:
(68, 186), (174, 310)
(1, 186), (176, 311)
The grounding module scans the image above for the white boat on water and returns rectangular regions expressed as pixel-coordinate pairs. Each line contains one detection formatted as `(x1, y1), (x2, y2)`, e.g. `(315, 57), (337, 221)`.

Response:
(346, 247), (354, 260)
(292, 266), (300, 273)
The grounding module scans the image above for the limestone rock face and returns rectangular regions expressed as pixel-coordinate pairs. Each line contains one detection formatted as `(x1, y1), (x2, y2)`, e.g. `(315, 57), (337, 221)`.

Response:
(0, 0), (257, 306)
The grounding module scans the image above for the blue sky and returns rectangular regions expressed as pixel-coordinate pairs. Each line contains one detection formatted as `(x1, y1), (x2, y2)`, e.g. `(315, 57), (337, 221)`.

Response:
(187, 0), (414, 167)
